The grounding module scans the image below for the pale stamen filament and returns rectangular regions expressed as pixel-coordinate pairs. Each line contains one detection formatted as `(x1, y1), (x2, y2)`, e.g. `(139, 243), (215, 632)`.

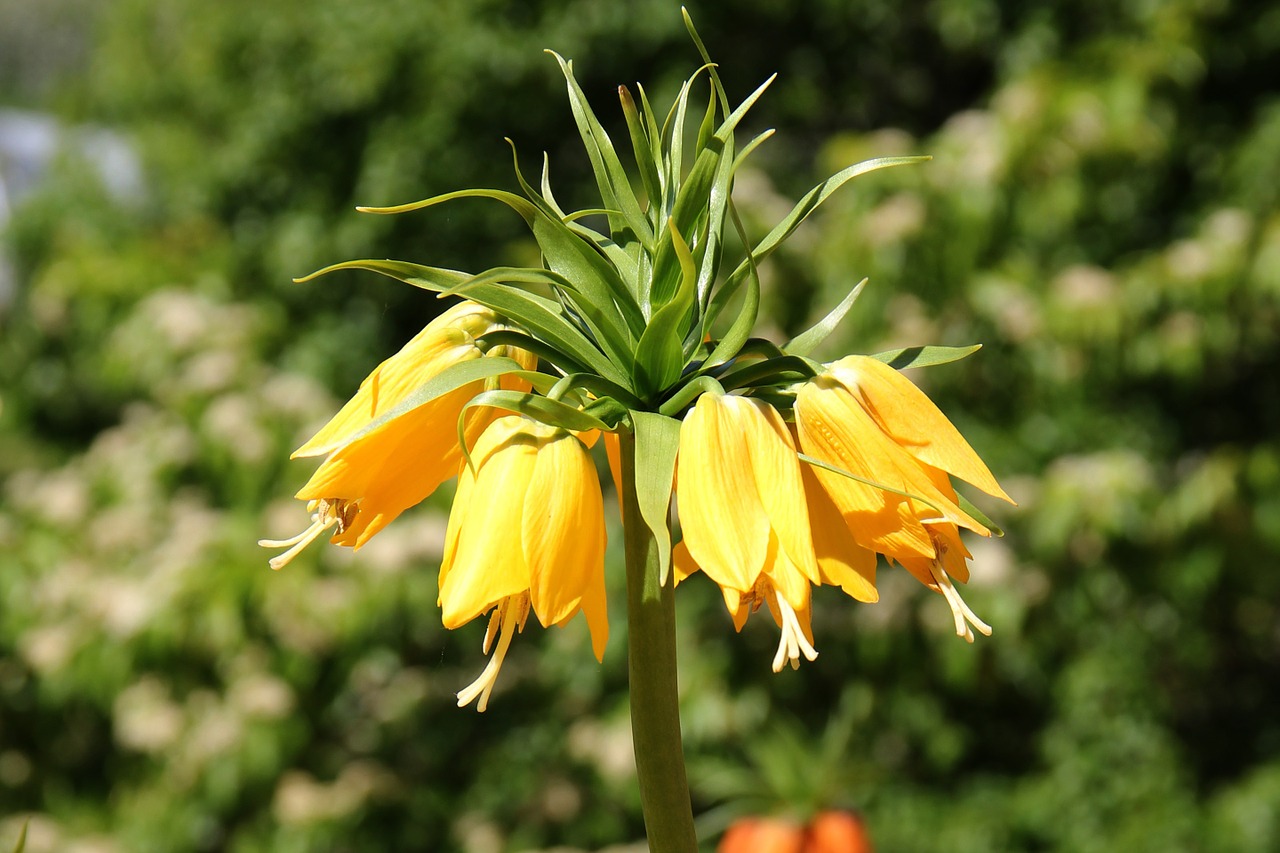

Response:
(258, 500), (351, 571)
(458, 594), (530, 713)
(927, 560), (992, 643)
(771, 590), (819, 673)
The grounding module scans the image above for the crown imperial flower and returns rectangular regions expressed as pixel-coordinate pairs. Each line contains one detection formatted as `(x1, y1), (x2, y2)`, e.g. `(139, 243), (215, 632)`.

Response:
(262, 16), (1013, 843)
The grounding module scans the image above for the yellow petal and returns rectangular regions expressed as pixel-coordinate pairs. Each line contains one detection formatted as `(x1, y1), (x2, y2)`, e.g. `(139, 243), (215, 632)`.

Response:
(671, 540), (700, 585)
(800, 461), (878, 602)
(796, 380), (933, 557)
(295, 383), (479, 547)
(897, 522), (973, 587)
(293, 335), (478, 459)
(796, 378), (988, 554)
(734, 397), (821, 585)
(437, 419), (536, 628)
(579, 562), (610, 663)
(523, 429), (607, 630)
(829, 355), (1013, 503)
(677, 395), (769, 592)
(603, 431), (624, 518)
(760, 534), (811, 614)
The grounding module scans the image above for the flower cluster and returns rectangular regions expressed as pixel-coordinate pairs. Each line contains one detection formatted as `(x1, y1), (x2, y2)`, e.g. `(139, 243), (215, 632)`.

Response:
(261, 21), (1012, 710)
(262, 295), (1011, 703)
(675, 354), (1011, 672)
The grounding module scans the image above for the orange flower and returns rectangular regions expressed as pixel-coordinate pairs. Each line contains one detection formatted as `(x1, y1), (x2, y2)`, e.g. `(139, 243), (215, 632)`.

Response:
(719, 810), (874, 853)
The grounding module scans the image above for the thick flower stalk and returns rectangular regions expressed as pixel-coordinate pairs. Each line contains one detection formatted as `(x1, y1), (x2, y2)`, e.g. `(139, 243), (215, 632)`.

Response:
(260, 11), (1012, 850)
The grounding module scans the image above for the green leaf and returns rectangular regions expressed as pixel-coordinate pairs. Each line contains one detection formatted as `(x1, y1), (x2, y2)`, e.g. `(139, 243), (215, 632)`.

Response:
(785, 278), (868, 357)
(869, 344), (983, 370)
(702, 199), (760, 370)
(636, 82), (665, 190)
(731, 128), (776, 174)
(582, 396), (630, 430)
(957, 491), (1005, 537)
(531, 208), (644, 347)
(669, 72), (773, 246)
(657, 375), (726, 418)
(718, 155), (929, 309)
(475, 329), (590, 376)
(634, 221), (699, 398)
(682, 8), (731, 116)
(10, 820), (27, 853)
(296, 259), (630, 388)
(719, 355), (819, 392)
(619, 85), (663, 218)
(631, 411), (682, 586)
(463, 389), (611, 434)
(448, 261), (636, 375)
(547, 51), (654, 249)
(358, 187), (538, 226)
(526, 370), (645, 412)
(539, 151), (568, 213)
(311, 356), (529, 457)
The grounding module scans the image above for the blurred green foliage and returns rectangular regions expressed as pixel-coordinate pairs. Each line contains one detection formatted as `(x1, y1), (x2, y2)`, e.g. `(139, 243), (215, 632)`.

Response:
(1, 0), (1278, 850)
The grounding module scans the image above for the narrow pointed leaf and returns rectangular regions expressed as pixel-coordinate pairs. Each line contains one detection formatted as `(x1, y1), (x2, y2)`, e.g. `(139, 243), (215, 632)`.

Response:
(718, 156), (929, 307)
(296, 258), (628, 387)
(635, 221), (698, 397)
(785, 278), (868, 356)
(719, 354), (819, 391)
(798, 452), (943, 514)
(870, 344), (983, 370)
(358, 188), (537, 226)
(548, 51), (654, 248)
(957, 491), (1005, 537)
(682, 8), (731, 115)
(619, 85), (663, 216)
(464, 389), (611, 433)
(632, 411), (682, 585)
(702, 200), (759, 369)
(475, 329), (591, 376)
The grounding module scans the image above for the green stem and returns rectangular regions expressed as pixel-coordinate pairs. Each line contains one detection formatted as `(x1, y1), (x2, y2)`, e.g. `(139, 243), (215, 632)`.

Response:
(619, 430), (698, 851)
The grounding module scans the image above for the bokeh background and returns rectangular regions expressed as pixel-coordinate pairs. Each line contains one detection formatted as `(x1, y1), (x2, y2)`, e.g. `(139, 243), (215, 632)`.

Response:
(2, 0), (1278, 850)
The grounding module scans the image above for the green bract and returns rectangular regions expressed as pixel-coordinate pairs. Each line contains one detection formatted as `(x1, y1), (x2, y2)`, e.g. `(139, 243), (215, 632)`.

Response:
(297, 13), (949, 433)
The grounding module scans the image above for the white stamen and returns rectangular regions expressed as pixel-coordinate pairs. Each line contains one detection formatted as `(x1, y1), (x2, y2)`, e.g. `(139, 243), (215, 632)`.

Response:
(258, 515), (337, 570)
(458, 595), (530, 712)
(258, 499), (356, 570)
(771, 590), (819, 673)
(927, 560), (992, 643)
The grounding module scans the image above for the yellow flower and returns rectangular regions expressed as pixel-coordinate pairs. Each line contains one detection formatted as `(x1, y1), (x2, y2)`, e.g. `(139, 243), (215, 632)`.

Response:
(440, 415), (608, 711)
(674, 537), (819, 673)
(673, 433), (877, 671)
(258, 300), (533, 568)
(794, 354), (1013, 639)
(674, 393), (834, 670)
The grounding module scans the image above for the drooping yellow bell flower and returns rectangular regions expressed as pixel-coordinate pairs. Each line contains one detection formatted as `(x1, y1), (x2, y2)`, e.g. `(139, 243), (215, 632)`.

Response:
(439, 415), (608, 711)
(794, 355), (1012, 562)
(258, 300), (534, 568)
(673, 394), (832, 670)
(794, 355), (1012, 640)
(676, 394), (821, 598)
(674, 438), (878, 671)
(674, 537), (820, 673)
